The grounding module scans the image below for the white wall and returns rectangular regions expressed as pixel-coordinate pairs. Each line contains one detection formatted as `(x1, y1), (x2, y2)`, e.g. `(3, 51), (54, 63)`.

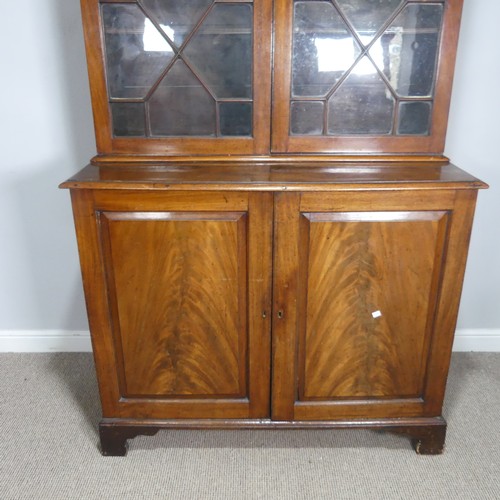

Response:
(0, 0), (498, 351)
(0, 0), (94, 350)
(445, 0), (500, 331)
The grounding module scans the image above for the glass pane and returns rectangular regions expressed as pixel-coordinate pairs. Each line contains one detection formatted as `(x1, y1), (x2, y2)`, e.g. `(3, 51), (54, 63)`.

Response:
(102, 4), (174, 99)
(397, 101), (432, 135)
(371, 4), (444, 97)
(148, 60), (215, 136)
(292, 1), (361, 97)
(290, 101), (324, 135)
(184, 4), (253, 98)
(328, 57), (395, 134)
(141, 0), (213, 47)
(336, 0), (403, 43)
(219, 102), (252, 136)
(111, 103), (146, 137)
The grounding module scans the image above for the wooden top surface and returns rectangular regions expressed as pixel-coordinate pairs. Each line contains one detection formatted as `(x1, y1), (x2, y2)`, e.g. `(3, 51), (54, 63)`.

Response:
(60, 162), (487, 192)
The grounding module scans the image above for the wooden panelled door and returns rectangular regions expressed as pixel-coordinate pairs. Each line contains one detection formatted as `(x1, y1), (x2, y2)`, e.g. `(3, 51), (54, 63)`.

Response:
(71, 190), (273, 420)
(271, 189), (474, 421)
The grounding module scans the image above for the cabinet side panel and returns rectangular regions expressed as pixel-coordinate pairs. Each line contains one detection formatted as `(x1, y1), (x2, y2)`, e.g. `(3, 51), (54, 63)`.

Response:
(100, 211), (247, 398)
(70, 190), (121, 416)
(423, 189), (479, 414)
(300, 212), (447, 400)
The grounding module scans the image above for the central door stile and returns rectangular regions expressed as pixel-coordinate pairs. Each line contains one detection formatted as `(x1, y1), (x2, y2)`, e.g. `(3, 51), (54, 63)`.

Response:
(247, 192), (274, 418)
(271, 192), (301, 421)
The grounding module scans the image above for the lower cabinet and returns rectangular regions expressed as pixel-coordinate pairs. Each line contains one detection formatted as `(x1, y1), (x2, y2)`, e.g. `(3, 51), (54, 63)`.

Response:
(69, 185), (478, 455)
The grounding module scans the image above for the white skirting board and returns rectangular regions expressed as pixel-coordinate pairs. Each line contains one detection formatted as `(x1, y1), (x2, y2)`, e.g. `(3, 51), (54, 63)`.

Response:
(0, 331), (93, 352)
(0, 329), (499, 353)
(452, 329), (500, 352)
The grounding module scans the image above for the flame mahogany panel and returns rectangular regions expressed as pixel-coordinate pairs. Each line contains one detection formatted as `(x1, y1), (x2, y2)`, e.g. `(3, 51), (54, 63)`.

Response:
(99, 211), (248, 398)
(299, 211), (448, 401)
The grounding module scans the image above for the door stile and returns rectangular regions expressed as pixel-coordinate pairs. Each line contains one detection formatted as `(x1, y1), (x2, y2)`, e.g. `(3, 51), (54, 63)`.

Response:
(247, 192), (274, 417)
(271, 192), (301, 420)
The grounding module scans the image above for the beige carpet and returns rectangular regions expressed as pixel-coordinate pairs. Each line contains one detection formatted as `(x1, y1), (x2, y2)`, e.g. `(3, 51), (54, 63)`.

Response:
(0, 352), (499, 499)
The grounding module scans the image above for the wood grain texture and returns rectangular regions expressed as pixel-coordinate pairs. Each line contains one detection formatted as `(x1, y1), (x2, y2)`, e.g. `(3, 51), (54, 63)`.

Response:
(100, 211), (247, 398)
(271, 192), (301, 421)
(90, 155), (451, 165)
(60, 163), (487, 192)
(70, 189), (272, 420)
(300, 211), (448, 400)
(67, 182), (483, 450)
(271, 0), (293, 153)
(421, 189), (479, 415)
(247, 192), (273, 417)
(98, 416), (446, 456)
(272, 188), (480, 421)
(80, 0), (112, 152)
(70, 190), (122, 417)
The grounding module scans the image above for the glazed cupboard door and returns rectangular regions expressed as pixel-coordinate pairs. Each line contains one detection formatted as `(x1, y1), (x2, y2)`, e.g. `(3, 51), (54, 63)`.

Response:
(272, 0), (464, 155)
(272, 189), (477, 421)
(81, 0), (272, 157)
(71, 190), (273, 420)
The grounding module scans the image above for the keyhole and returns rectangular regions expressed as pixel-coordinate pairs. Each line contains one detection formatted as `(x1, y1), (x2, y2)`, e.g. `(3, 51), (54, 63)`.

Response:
(277, 310), (284, 319)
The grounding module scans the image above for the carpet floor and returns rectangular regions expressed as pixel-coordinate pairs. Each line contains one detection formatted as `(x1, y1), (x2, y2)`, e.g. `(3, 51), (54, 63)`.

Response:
(0, 352), (499, 499)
